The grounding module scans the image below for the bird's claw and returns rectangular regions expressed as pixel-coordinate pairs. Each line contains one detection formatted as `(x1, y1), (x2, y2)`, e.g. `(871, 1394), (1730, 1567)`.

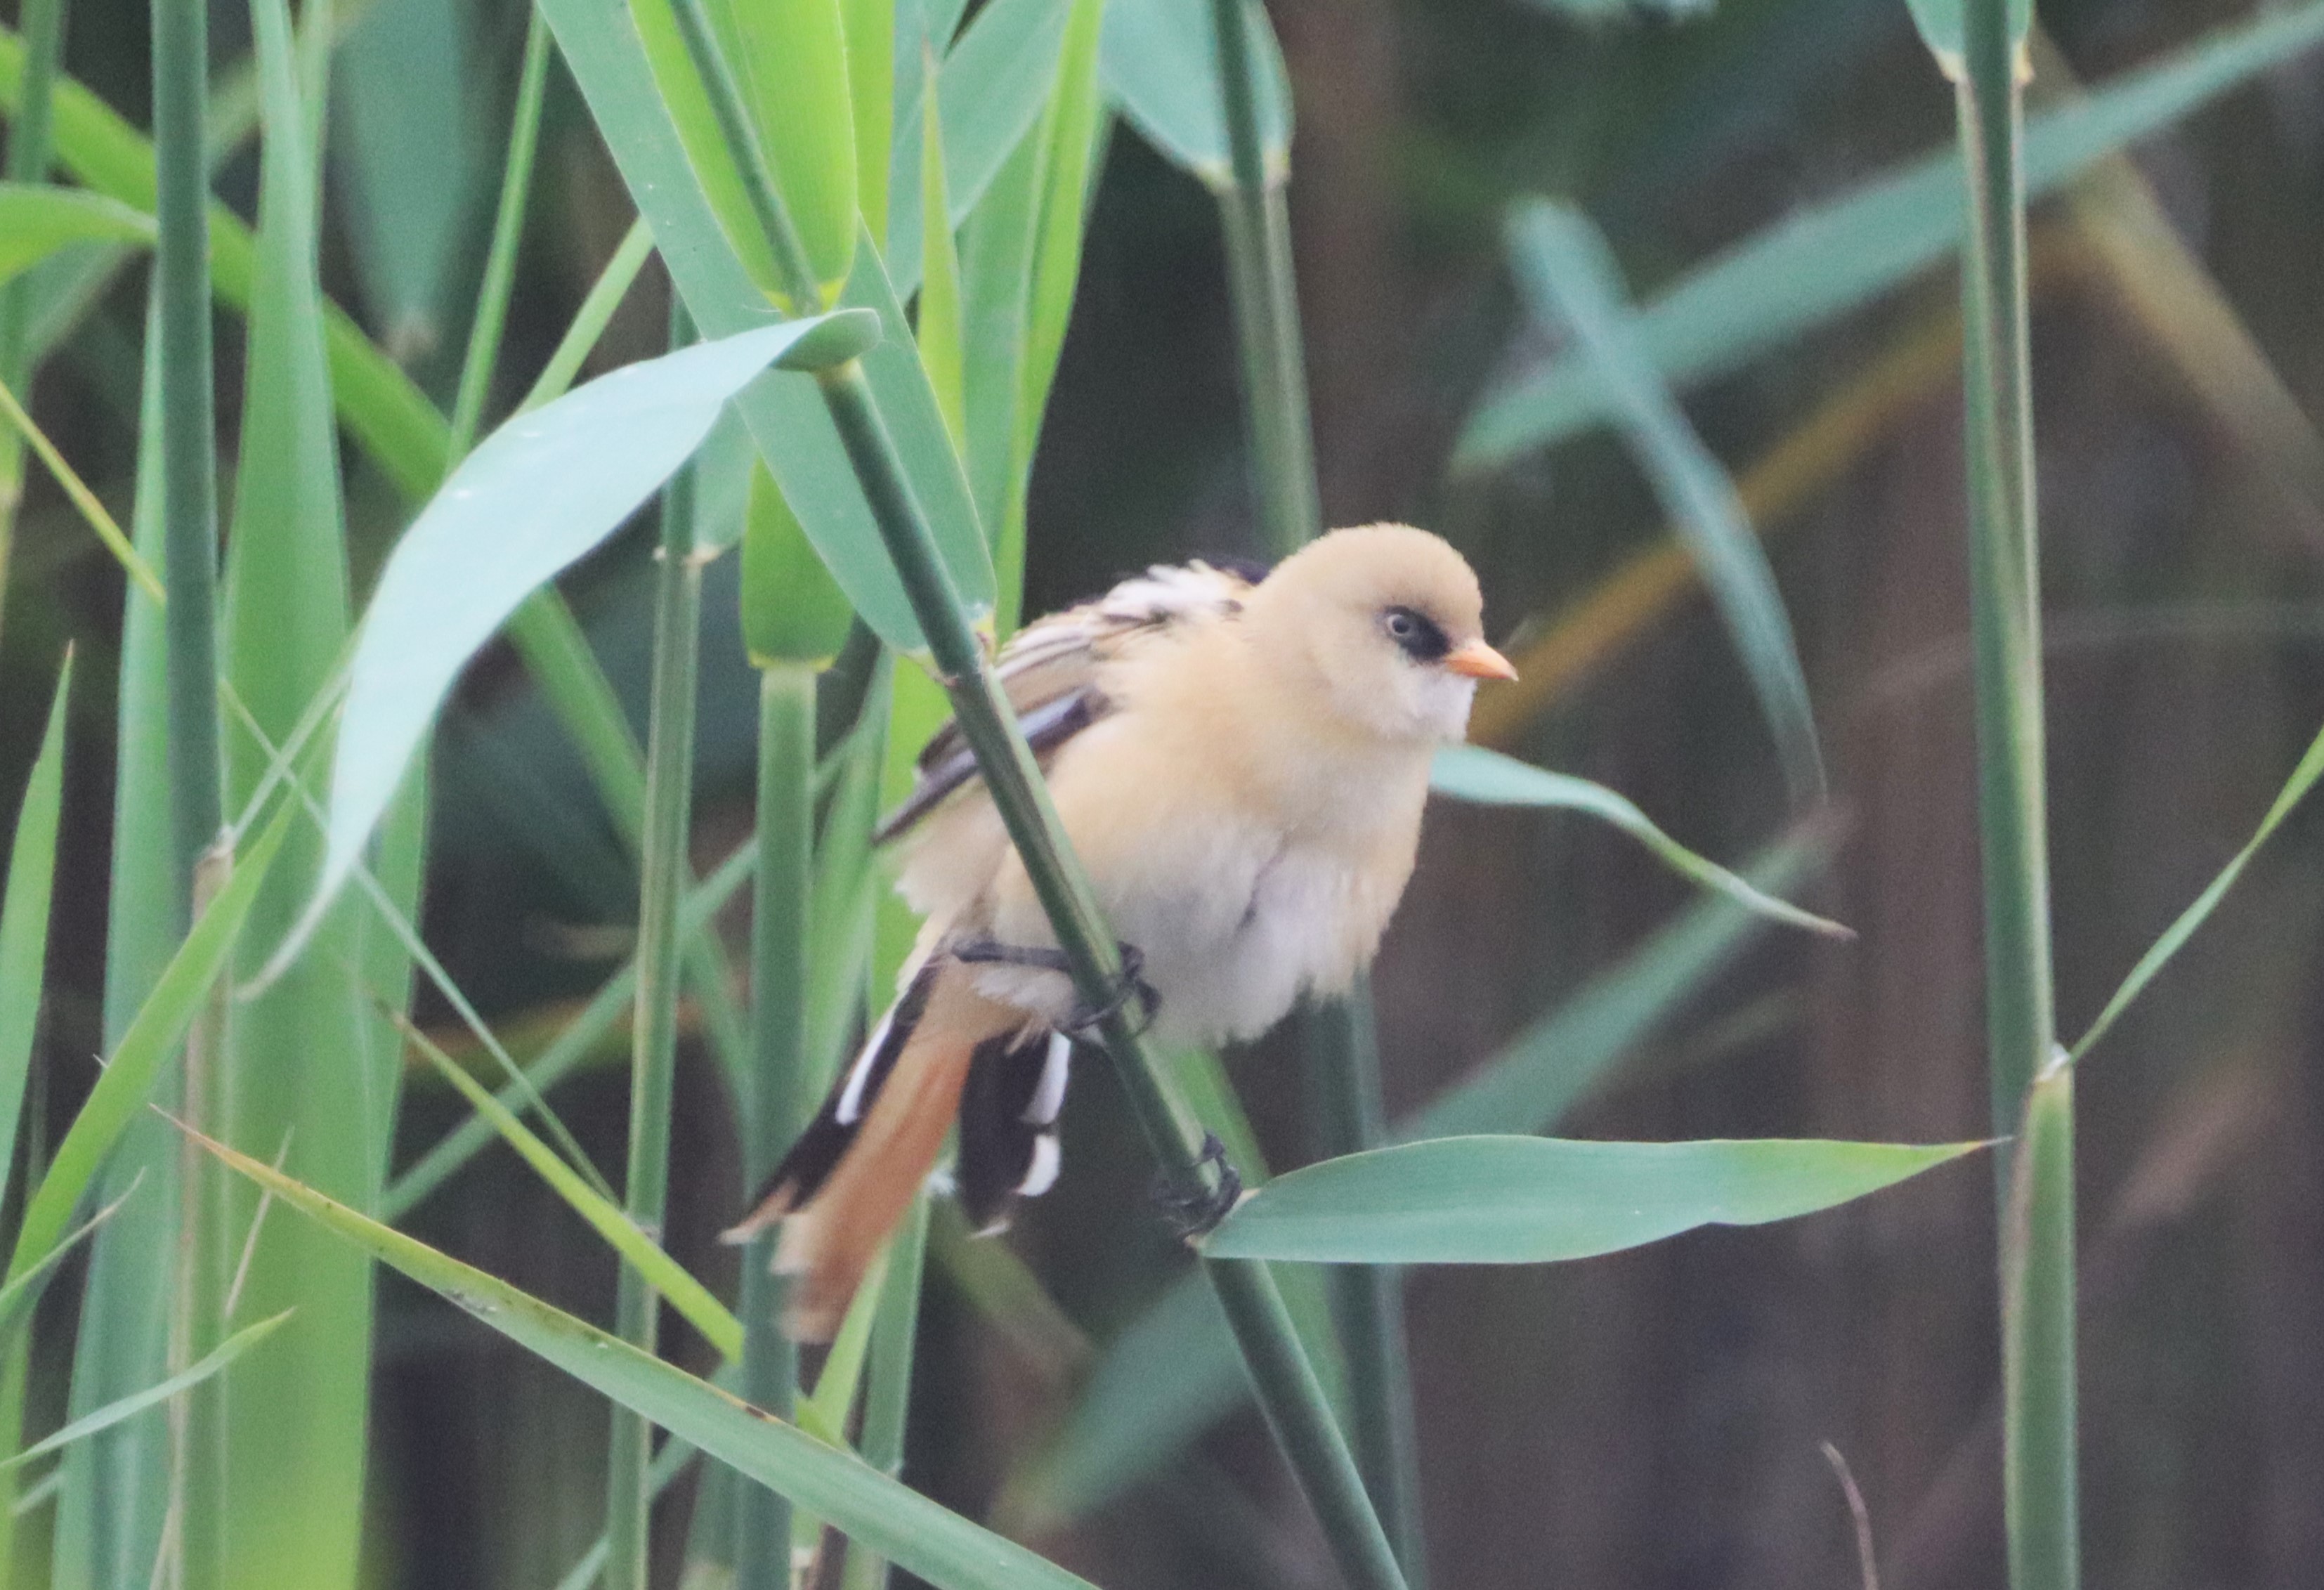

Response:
(951, 937), (1157, 1039)
(1062, 941), (1158, 1038)
(1153, 1132), (1242, 1238)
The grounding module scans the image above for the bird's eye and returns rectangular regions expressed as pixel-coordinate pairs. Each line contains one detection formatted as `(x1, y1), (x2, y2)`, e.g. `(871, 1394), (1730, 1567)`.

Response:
(1381, 606), (1450, 662)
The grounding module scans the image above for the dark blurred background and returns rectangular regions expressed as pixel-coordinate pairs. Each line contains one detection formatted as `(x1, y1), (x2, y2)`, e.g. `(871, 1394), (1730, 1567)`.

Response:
(9, 0), (2324, 1585)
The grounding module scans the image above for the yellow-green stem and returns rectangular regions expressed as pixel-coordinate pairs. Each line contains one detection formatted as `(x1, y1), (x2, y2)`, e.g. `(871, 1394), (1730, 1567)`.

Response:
(603, 304), (705, 1590)
(733, 665), (815, 1590)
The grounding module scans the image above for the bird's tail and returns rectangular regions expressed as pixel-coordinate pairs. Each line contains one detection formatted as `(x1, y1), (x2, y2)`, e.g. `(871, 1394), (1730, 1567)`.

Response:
(722, 958), (1064, 1341)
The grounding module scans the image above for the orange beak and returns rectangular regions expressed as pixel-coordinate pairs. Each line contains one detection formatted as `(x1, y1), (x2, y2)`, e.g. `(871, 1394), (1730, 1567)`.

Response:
(1444, 640), (1519, 681)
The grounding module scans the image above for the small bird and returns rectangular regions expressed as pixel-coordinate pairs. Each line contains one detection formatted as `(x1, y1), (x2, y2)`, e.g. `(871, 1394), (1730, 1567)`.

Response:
(725, 523), (1516, 1338)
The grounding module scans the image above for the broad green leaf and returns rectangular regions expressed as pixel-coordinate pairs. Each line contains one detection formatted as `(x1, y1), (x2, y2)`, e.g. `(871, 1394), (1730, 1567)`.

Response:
(0, 184), (149, 289)
(1456, 0), (2324, 468)
(1101, 0), (1290, 188)
(2070, 714), (2324, 1061)
(537, 0), (997, 650)
(8, 799), (295, 1285)
(887, 0), (1071, 298)
(1012, 840), (1824, 1525)
(297, 313), (875, 955)
(1202, 1135), (1982, 1263)
(1430, 745), (1845, 937)
(0, 658), (70, 1201)
(405, 1024), (744, 1359)
(1, 1313), (292, 1473)
(701, 0), (857, 294)
(919, 49), (969, 448)
(334, 0), (478, 352)
(1503, 200), (1825, 804)
(741, 461), (855, 667)
(196, 1133), (1104, 1590)
(1904, 0), (2031, 74)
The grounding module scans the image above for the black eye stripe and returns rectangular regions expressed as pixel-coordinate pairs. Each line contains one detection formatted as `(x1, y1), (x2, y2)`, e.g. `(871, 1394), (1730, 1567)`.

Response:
(1383, 605), (1451, 662)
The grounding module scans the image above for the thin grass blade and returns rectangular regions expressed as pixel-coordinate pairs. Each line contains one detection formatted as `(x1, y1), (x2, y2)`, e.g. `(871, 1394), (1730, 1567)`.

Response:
(1431, 745), (1845, 935)
(0, 1312), (292, 1473)
(193, 1130), (1104, 1590)
(0, 658), (70, 1199)
(1506, 200), (1825, 802)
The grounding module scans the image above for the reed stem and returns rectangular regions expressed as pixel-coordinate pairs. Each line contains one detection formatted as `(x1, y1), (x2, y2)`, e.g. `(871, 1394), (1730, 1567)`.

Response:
(603, 304), (705, 1590)
(732, 665), (815, 1590)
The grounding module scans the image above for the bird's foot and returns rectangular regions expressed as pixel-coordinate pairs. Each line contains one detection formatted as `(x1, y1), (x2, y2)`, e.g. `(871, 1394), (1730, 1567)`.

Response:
(951, 938), (1158, 1038)
(1153, 1132), (1243, 1238)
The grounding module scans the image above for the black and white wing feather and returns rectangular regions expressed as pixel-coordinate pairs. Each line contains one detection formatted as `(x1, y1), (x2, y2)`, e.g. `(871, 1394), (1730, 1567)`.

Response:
(873, 558), (1265, 844)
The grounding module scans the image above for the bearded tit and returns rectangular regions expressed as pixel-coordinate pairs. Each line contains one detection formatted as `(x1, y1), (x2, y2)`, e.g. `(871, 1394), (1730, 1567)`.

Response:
(725, 523), (1517, 1339)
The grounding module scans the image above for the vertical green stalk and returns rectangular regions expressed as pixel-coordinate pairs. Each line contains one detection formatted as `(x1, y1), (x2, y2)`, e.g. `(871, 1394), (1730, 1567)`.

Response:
(838, 1193), (930, 1590)
(0, 0), (68, 626)
(152, 0), (223, 897)
(1208, 0), (1315, 561)
(658, 8), (1406, 1585)
(1210, 0), (1425, 1575)
(2004, 1060), (2077, 1590)
(731, 665), (814, 1590)
(445, 7), (553, 466)
(1930, 0), (2074, 1584)
(150, 0), (226, 1584)
(1301, 989), (1425, 1582)
(603, 304), (705, 1590)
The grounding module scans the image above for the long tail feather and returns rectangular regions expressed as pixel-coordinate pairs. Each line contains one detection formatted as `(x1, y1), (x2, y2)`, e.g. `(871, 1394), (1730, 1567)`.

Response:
(724, 963), (1014, 1341)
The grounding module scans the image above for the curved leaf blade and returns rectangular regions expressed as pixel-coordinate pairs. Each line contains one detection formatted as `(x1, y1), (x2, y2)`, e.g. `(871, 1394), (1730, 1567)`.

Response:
(1202, 1135), (1983, 1263)
(1503, 200), (1825, 804)
(0, 658), (70, 1202)
(1, 1312), (292, 1473)
(299, 314), (861, 952)
(1430, 745), (1846, 937)
(1100, 0), (1290, 188)
(0, 184), (150, 288)
(192, 1130), (1102, 1590)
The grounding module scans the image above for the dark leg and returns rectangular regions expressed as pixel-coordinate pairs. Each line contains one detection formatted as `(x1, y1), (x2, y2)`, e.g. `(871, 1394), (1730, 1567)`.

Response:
(1152, 1131), (1243, 1237)
(950, 937), (1158, 1036)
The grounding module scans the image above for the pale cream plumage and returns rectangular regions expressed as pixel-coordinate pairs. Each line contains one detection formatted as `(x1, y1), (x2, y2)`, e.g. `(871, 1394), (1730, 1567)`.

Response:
(727, 523), (1515, 1338)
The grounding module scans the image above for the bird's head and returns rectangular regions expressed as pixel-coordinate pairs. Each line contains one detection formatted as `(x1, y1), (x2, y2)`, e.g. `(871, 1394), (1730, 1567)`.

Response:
(1248, 523), (1517, 746)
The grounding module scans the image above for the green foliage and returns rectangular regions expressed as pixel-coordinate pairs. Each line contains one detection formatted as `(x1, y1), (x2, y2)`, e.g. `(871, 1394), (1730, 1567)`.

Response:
(700, 0), (860, 295)
(1456, 0), (2324, 469)
(1101, 0), (1291, 187)
(201, 1133), (1107, 1590)
(0, 185), (150, 289)
(1203, 1135), (1982, 1263)
(301, 313), (870, 952)
(1432, 745), (1843, 934)
(0, 660), (68, 1199)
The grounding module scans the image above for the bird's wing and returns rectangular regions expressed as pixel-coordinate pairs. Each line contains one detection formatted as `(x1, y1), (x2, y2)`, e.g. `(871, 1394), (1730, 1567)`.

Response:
(873, 557), (1265, 845)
